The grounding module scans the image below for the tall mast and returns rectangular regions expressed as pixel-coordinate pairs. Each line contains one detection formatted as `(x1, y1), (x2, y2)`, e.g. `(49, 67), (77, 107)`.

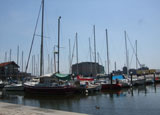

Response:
(54, 46), (57, 73)
(22, 51), (23, 72)
(105, 29), (109, 75)
(34, 55), (36, 75)
(97, 52), (100, 74)
(51, 57), (53, 73)
(32, 55), (33, 75)
(89, 37), (92, 74)
(97, 52), (100, 65)
(4, 52), (7, 62)
(48, 54), (50, 73)
(17, 45), (19, 65)
(57, 16), (61, 73)
(69, 39), (71, 74)
(76, 32), (79, 75)
(125, 31), (129, 77)
(40, 0), (44, 76)
(93, 25), (97, 76)
(37, 54), (39, 76)
(135, 40), (138, 69)
(114, 61), (116, 72)
(9, 49), (12, 61)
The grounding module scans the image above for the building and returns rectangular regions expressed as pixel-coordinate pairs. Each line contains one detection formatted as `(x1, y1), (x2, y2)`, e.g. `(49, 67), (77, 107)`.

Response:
(72, 62), (104, 76)
(0, 61), (19, 80)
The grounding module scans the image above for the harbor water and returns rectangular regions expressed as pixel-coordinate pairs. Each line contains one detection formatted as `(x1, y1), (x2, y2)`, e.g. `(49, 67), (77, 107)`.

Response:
(1, 84), (160, 115)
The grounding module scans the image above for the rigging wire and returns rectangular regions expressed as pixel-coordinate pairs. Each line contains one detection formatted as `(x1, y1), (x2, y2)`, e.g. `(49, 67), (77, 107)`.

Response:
(70, 37), (76, 70)
(126, 33), (141, 67)
(25, 3), (42, 73)
(129, 43), (135, 68)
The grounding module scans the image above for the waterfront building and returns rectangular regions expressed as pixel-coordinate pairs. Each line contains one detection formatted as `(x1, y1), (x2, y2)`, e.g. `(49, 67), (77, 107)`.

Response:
(0, 61), (19, 80)
(0, 61), (32, 81)
(72, 62), (104, 76)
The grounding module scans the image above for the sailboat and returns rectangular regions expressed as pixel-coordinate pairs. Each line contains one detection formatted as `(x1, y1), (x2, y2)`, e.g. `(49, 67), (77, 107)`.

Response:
(100, 29), (123, 90)
(24, 0), (82, 95)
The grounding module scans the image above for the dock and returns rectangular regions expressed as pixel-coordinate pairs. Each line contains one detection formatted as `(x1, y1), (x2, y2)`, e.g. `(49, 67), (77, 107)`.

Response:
(0, 102), (88, 115)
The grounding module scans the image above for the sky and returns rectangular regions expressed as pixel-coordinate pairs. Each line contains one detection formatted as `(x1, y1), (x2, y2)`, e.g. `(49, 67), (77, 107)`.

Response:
(0, 0), (160, 74)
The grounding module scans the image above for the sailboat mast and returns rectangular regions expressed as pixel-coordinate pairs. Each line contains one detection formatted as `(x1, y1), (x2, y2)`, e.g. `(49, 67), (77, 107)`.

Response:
(69, 39), (71, 74)
(89, 37), (92, 74)
(93, 25), (97, 76)
(57, 16), (61, 73)
(135, 40), (138, 69)
(114, 61), (116, 72)
(22, 51), (23, 72)
(125, 31), (129, 77)
(105, 29), (109, 75)
(9, 49), (12, 61)
(76, 32), (79, 75)
(17, 45), (19, 65)
(54, 46), (57, 73)
(5, 52), (7, 62)
(40, 0), (44, 76)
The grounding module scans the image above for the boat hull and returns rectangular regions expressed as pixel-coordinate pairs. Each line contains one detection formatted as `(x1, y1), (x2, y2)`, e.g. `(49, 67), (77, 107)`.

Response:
(4, 85), (24, 91)
(0, 84), (5, 88)
(101, 84), (122, 90)
(155, 76), (160, 83)
(24, 85), (84, 95)
(132, 79), (145, 86)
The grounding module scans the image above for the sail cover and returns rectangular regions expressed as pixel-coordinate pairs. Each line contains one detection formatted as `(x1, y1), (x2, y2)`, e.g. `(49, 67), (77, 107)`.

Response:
(112, 75), (124, 80)
(54, 73), (71, 80)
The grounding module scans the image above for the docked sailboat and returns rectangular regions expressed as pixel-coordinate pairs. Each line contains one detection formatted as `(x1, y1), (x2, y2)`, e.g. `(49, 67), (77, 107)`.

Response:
(129, 75), (145, 86)
(101, 30), (125, 90)
(24, 0), (84, 95)
(76, 75), (101, 92)
(101, 82), (122, 90)
(113, 75), (130, 88)
(24, 73), (81, 94)
(98, 75), (124, 90)
(3, 83), (24, 91)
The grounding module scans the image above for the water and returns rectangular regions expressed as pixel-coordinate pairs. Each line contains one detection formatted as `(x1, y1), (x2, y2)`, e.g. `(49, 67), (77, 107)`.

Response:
(1, 84), (160, 115)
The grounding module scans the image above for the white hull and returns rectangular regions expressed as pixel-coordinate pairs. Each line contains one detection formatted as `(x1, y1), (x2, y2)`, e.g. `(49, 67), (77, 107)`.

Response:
(132, 79), (145, 86)
(4, 84), (24, 91)
(119, 79), (131, 87)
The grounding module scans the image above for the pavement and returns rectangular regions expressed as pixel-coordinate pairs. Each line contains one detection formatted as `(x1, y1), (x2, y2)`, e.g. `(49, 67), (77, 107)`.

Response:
(0, 102), (88, 115)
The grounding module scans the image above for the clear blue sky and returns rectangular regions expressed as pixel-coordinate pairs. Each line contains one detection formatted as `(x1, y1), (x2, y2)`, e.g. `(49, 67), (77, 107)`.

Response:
(0, 0), (160, 74)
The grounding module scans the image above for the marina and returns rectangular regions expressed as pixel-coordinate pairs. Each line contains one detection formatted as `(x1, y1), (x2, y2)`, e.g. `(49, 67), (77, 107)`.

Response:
(1, 0), (160, 115)
(1, 84), (160, 115)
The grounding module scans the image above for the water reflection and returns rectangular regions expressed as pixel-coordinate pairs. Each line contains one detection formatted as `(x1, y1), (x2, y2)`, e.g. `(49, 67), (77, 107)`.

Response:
(1, 84), (160, 115)
(102, 89), (127, 98)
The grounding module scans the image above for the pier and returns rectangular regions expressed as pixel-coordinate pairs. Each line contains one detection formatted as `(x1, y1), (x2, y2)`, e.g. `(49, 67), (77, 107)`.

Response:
(0, 102), (87, 115)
